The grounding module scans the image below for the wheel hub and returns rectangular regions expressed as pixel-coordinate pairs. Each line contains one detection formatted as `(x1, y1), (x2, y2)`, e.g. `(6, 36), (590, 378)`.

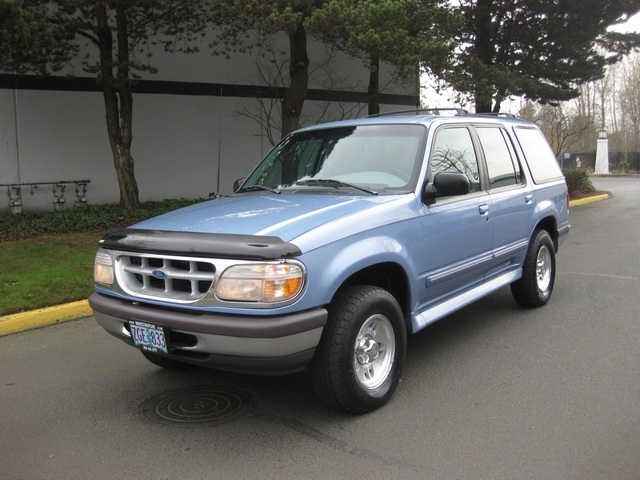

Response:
(356, 336), (380, 364)
(352, 314), (396, 390)
(536, 245), (552, 291)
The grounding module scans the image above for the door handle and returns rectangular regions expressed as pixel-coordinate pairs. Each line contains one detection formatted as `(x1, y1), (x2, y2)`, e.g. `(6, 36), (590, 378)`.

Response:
(525, 194), (533, 203)
(479, 204), (489, 216)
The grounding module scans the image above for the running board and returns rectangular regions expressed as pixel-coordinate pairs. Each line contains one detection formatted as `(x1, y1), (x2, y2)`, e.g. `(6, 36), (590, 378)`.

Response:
(411, 270), (521, 333)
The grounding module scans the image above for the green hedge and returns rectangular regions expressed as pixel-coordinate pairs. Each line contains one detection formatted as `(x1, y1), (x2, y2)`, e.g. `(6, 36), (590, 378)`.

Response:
(0, 198), (203, 241)
(563, 169), (595, 196)
(0, 171), (596, 241)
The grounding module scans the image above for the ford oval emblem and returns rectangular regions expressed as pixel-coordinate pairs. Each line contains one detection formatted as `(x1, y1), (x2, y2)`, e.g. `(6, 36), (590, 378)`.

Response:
(152, 270), (168, 279)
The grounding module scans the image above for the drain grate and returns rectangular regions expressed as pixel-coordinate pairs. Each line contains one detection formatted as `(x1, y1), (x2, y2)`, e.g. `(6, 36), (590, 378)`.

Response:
(140, 386), (256, 427)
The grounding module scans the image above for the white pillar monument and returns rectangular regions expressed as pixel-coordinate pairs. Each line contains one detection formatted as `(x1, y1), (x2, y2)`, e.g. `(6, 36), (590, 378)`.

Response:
(594, 129), (610, 174)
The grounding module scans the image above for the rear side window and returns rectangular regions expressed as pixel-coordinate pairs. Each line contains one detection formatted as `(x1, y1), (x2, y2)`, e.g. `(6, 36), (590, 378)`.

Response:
(477, 127), (522, 189)
(513, 127), (563, 183)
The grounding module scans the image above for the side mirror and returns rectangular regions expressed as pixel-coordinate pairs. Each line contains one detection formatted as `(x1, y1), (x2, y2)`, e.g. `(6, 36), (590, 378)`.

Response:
(233, 178), (246, 193)
(424, 172), (470, 203)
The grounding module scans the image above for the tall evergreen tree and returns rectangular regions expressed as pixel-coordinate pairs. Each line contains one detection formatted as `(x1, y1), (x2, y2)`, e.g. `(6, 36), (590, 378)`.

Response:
(1, 0), (210, 209)
(0, 0), (72, 75)
(211, 0), (326, 138)
(449, 0), (640, 112)
(307, 0), (458, 115)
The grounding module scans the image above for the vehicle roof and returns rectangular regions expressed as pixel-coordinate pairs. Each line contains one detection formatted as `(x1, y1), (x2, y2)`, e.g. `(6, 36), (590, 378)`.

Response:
(297, 110), (536, 132)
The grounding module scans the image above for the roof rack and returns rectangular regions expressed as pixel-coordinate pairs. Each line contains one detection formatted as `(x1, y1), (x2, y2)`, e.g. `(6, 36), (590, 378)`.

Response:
(366, 108), (469, 118)
(366, 109), (521, 120)
(471, 112), (519, 119)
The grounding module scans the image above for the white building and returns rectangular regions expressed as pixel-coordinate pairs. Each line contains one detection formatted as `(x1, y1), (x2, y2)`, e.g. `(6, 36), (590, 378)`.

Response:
(0, 35), (418, 214)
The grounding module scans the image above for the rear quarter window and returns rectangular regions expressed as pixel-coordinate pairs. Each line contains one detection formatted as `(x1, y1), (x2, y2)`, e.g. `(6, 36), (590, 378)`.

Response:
(513, 127), (563, 183)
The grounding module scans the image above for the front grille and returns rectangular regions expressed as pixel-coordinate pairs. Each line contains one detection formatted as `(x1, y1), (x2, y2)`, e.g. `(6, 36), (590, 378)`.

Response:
(117, 253), (216, 302)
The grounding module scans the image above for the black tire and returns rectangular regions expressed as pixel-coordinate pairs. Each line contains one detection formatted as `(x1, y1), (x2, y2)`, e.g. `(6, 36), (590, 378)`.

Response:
(141, 350), (193, 370)
(511, 229), (556, 308)
(311, 285), (407, 414)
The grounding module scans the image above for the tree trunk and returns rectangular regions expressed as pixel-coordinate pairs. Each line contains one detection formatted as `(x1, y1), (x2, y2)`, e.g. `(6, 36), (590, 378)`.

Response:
(474, 90), (492, 113)
(368, 52), (380, 115)
(281, 23), (309, 138)
(472, 0), (495, 113)
(95, 3), (140, 210)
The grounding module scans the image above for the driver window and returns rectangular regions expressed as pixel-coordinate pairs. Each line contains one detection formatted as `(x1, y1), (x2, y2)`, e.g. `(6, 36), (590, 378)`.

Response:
(430, 127), (481, 192)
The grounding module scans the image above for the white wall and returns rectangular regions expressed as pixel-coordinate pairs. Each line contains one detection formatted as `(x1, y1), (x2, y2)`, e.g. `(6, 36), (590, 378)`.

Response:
(0, 35), (418, 214)
(0, 90), (19, 185)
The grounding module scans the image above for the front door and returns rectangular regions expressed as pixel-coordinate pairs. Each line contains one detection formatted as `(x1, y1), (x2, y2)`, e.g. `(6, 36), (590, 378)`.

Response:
(415, 126), (493, 320)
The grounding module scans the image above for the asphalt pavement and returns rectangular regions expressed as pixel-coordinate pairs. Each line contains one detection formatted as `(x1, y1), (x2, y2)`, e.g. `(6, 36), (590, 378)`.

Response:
(1, 176), (638, 480)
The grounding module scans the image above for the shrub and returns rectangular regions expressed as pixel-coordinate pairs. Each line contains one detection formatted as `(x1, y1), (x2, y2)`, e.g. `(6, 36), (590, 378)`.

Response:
(563, 169), (595, 196)
(617, 161), (630, 174)
(0, 198), (204, 241)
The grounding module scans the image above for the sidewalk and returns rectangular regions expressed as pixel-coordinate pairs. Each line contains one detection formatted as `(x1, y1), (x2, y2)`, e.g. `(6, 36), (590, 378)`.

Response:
(0, 193), (611, 337)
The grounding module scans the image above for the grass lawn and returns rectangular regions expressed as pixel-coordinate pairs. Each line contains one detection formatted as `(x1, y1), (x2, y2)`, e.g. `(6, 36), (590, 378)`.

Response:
(0, 198), (204, 316)
(0, 230), (102, 316)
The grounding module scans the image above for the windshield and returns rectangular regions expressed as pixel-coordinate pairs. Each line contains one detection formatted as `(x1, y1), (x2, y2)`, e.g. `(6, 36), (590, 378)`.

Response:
(239, 124), (426, 194)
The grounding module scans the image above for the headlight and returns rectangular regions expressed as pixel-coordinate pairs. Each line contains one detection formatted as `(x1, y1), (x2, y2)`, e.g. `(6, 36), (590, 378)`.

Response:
(214, 262), (304, 304)
(94, 249), (114, 285)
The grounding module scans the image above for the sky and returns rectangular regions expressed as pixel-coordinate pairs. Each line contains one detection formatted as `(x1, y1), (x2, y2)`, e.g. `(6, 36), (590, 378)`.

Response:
(609, 11), (640, 33)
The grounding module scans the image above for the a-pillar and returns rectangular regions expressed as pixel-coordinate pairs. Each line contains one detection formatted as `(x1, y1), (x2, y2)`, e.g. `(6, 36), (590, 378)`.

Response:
(594, 129), (610, 174)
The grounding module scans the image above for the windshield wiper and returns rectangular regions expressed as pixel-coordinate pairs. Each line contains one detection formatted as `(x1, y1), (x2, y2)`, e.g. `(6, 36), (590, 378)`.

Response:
(238, 184), (281, 194)
(295, 178), (378, 195)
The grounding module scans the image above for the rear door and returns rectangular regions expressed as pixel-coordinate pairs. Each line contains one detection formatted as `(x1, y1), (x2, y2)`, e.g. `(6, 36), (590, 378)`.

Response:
(475, 125), (534, 280)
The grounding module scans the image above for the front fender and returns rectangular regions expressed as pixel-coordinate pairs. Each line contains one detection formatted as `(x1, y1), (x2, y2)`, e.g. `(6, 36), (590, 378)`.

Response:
(298, 233), (416, 310)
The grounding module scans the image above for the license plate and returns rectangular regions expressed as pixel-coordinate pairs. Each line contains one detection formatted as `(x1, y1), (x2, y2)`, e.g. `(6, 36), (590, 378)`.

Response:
(128, 320), (169, 354)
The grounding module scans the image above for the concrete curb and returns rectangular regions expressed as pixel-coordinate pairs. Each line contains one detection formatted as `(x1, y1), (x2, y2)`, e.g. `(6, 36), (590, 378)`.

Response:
(0, 300), (93, 337)
(568, 192), (612, 207)
(0, 192), (611, 338)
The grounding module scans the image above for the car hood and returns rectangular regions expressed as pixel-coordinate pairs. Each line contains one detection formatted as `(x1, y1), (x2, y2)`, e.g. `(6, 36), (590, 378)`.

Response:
(133, 194), (406, 244)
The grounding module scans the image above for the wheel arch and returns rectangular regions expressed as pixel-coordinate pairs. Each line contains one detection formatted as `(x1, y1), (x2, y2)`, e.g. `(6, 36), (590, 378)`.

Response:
(302, 234), (416, 323)
(338, 262), (410, 317)
(534, 216), (559, 251)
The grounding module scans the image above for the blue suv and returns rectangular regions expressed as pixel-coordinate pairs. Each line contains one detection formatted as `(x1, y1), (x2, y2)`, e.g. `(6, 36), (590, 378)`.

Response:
(90, 110), (570, 413)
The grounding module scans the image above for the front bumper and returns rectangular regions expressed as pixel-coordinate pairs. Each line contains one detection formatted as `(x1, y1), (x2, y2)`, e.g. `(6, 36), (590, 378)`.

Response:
(89, 293), (327, 375)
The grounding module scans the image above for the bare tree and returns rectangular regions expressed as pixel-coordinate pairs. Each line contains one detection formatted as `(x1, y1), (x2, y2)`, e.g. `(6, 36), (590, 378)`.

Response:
(520, 102), (594, 159)
(619, 53), (640, 153)
(235, 39), (369, 145)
